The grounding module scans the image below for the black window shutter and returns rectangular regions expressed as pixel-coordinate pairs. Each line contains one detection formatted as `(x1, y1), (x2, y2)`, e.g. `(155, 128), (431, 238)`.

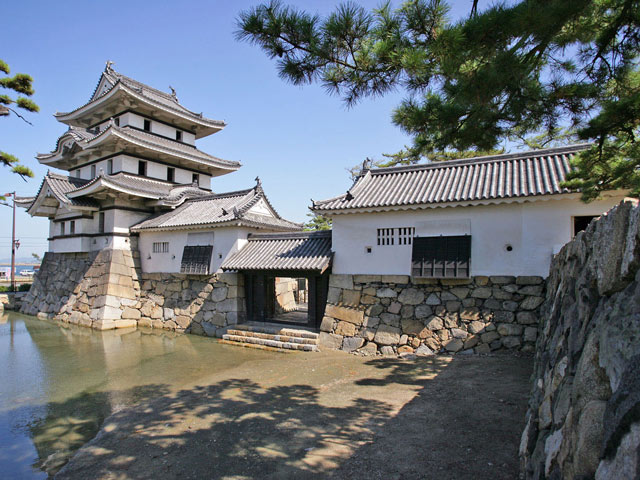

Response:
(412, 235), (471, 278)
(180, 245), (213, 274)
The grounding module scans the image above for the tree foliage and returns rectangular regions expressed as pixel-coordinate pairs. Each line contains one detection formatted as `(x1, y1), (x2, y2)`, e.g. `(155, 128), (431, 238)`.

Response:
(303, 213), (332, 231)
(237, 0), (640, 200)
(1, 59), (38, 180)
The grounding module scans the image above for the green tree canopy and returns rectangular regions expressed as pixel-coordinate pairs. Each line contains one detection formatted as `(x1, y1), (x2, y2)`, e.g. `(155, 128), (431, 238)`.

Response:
(237, 0), (640, 200)
(1, 59), (38, 180)
(303, 213), (332, 230)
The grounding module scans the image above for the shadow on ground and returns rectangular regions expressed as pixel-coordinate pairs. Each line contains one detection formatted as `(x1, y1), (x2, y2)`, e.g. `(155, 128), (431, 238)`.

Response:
(53, 354), (532, 480)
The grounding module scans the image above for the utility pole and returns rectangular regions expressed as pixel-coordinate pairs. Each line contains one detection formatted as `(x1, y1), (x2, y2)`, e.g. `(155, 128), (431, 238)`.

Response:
(11, 192), (16, 293)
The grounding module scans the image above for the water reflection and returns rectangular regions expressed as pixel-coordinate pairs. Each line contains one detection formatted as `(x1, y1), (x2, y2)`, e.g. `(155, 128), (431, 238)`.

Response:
(0, 312), (267, 477)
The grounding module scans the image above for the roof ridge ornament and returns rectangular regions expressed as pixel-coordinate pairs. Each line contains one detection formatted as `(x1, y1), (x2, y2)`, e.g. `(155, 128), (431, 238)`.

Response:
(105, 60), (115, 72)
(169, 85), (178, 102)
(255, 176), (262, 188)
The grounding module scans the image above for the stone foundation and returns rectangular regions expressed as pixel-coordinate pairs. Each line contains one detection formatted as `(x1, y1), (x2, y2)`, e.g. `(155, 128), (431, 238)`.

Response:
(319, 274), (544, 355)
(520, 201), (640, 479)
(20, 246), (244, 336)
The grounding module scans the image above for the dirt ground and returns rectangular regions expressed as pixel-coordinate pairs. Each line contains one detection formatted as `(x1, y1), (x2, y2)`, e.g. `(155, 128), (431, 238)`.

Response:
(55, 349), (532, 480)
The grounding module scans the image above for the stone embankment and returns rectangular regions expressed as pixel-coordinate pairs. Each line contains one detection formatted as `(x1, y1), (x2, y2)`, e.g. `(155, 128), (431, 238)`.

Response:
(21, 247), (245, 336)
(520, 201), (640, 479)
(319, 274), (544, 355)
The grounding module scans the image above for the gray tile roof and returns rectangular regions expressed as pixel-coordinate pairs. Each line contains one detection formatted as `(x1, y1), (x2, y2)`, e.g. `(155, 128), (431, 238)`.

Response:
(26, 172), (98, 215)
(313, 144), (592, 212)
(38, 125), (240, 174)
(67, 172), (210, 205)
(131, 184), (302, 232)
(56, 65), (226, 131)
(221, 231), (332, 272)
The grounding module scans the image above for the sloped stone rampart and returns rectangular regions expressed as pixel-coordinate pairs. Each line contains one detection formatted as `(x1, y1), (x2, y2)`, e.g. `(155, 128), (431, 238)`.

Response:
(20, 246), (244, 336)
(520, 201), (640, 479)
(319, 274), (544, 355)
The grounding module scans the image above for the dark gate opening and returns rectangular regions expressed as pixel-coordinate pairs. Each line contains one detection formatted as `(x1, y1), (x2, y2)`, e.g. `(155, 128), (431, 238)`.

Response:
(245, 270), (329, 329)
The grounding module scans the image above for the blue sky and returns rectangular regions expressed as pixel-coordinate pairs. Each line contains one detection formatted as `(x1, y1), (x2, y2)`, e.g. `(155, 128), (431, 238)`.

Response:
(2, 0), (477, 259)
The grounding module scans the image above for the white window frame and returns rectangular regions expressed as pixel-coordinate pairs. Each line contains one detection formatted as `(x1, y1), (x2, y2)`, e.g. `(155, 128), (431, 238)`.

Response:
(377, 227), (415, 246)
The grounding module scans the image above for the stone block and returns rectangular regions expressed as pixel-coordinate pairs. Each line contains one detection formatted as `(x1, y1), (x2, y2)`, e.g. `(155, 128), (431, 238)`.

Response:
(217, 273), (242, 286)
(490, 276), (515, 284)
(327, 287), (342, 304)
(471, 287), (492, 299)
(494, 310), (515, 323)
(475, 343), (491, 354)
(342, 289), (362, 306)
(90, 305), (123, 320)
(374, 324), (401, 346)
(445, 338), (464, 352)
(516, 276), (544, 285)
(521, 296), (544, 310)
(122, 307), (141, 320)
(380, 312), (400, 326)
(366, 304), (384, 317)
(380, 346), (395, 356)
(416, 345), (434, 356)
(398, 288), (425, 305)
(388, 301), (402, 314)
(483, 298), (501, 310)
(502, 336), (522, 349)
(497, 323), (523, 336)
(468, 321), (485, 334)
(481, 331), (500, 343)
(202, 321), (218, 337)
(320, 316), (336, 332)
(464, 335), (479, 349)
(324, 304), (365, 325)
(445, 301), (461, 312)
(460, 307), (481, 321)
(329, 274), (354, 290)
(138, 317), (153, 328)
(376, 287), (397, 298)
(360, 294), (378, 305)
(205, 311), (227, 327)
(319, 332), (343, 349)
(401, 319), (425, 336)
(353, 274), (381, 284)
(440, 278), (472, 286)
(397, 345), (414, 354)
(226, 286), (243, 299)
(381, 275), (409, 284)
(426, 316), (444, 331)
(524, 326), (538, 342)
(342, 337), (364, 352)
(359, 342), (378, 356)
(175, 315), (191, 329)
(451, 328), (468, 339)
(335, 321), (357, 337)
(415, 305), (433, 318)
(216, 298), (239, 313)
(114, 319), (137, 329)
(517, 311), (539, 324)
(425, 293), (441, 305)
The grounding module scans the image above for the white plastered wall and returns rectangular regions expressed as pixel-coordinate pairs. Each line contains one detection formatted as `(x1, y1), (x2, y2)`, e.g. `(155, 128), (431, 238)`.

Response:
(330, 194), (627, 277)
(138, 227), (255, 274)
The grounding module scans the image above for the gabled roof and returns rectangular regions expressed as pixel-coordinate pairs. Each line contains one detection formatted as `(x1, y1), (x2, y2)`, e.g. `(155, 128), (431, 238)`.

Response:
(25, 172), (99, 216)
(37, 123), (240, 176)
(66, 171), (210, 207)
(131, 181), (302, 232)
(55, 64), (226, 138)
(221, 231), (332, 272)
(312, 144), (593, 213)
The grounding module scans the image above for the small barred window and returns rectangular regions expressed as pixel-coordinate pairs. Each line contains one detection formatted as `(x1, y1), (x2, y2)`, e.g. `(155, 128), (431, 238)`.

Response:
(153, 242), (169, 253)
(377, 227), (415, 246)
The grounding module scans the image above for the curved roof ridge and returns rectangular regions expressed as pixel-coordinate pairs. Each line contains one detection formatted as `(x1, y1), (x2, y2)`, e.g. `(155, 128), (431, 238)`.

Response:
(371, 144), (592, 175)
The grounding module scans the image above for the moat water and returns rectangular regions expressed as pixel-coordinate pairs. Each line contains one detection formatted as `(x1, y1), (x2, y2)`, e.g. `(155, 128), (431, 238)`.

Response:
(0, 311), (268, 478)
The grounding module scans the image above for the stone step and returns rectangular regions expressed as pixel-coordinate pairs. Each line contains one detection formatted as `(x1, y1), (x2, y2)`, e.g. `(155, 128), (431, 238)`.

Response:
(217, 339), (296, 353)
(221, 334), (318, 352)
(232, 323), (319, 340)
(226, 329), (318, 345)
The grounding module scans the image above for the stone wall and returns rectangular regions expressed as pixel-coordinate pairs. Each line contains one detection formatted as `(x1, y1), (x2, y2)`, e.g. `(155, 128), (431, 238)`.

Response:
(520, 201), (640, 479)
(318, 274), (544, 355)
(133, 272), (244, 336)
(20, 245), (244, 336)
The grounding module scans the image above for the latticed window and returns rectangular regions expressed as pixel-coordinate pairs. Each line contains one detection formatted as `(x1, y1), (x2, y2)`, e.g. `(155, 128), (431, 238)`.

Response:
(412, 235), (471, 278)
(377, 227), (415, 246)
(180, 245), (213, 274)
(152, 242), (169, 253)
